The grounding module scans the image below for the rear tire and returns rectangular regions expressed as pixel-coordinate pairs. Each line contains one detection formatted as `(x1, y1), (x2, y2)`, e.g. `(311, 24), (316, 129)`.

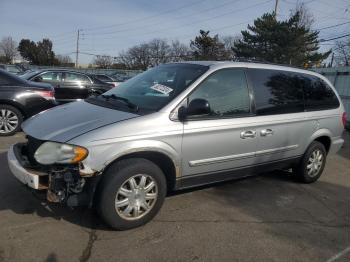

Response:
(98, 158), (167, 230)
(294, 141), (327, 183)
(0, 104), (23, 136)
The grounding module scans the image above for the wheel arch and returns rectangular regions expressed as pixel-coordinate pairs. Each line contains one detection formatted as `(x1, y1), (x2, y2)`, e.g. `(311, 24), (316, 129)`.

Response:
(307, 128), (332, 154)
(97, 141), (181, 191)
(0, 100), (27, 118)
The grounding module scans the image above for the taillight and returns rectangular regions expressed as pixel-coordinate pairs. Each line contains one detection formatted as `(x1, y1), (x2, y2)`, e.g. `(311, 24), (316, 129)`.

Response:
(34, 90), (55, 100)
(342, 112), (347, 128)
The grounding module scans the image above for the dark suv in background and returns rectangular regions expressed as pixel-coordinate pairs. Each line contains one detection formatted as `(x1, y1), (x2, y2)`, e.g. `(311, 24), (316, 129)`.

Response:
(21, 69), (114, 103)
(0, 69), (56, 136)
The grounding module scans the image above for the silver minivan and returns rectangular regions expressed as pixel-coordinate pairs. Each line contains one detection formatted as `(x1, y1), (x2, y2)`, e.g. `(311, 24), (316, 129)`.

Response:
(7, 62), (346, 230)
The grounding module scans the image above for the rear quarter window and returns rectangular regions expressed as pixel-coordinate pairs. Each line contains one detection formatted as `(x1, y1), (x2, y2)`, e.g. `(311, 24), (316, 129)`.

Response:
(301, 75), (340, 111)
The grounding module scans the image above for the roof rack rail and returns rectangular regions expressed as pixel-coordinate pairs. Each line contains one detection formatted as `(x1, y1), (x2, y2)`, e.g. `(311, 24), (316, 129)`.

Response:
(232, 57), (306, 70)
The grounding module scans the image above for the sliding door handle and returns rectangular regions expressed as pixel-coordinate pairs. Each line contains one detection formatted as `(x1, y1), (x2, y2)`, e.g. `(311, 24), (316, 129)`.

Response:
(260, 129), (274, 136)
(240, 130), (256, 139)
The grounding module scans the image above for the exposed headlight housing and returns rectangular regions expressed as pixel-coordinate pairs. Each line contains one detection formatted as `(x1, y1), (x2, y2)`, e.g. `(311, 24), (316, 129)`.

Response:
(34, 142), (88, 165)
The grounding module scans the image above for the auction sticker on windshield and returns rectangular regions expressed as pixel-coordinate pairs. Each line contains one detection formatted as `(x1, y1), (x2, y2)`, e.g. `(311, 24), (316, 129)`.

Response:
(150, 84), (173, 95)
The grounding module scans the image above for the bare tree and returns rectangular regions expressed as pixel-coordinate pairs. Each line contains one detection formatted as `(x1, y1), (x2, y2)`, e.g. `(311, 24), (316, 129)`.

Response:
(148, 38), (171, 66)
(169, 40), (191, 61)
(117, 39), (171, 70)
(221, 35), (241, 60)
(56, 54), (72, 65)
(334, 39), (350, 66)
(291, 3), (314, 29)
(118, 43), (152, 70)
(93, 55), (114, 68)
(0, 36), (18, 63)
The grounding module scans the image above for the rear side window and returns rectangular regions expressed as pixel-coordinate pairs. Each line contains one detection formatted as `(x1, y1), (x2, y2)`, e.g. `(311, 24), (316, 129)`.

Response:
(64, 73), (90, 83)
(301, 75), (339, 111)
(248, 69), (304, 115)
(189, 68), (250, 118)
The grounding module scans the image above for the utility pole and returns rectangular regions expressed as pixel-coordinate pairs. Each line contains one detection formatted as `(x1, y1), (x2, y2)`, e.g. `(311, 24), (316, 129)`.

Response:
(274, 0), (279, 18)
(75, 29), (80, 68)
(330, 52), (334, 67)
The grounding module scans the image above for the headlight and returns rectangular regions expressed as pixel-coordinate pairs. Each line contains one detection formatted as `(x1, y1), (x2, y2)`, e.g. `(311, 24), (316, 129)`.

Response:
(34, 142), (88, 165)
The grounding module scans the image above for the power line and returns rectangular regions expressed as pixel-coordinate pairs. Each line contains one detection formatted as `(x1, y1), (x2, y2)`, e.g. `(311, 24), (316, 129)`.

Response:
(316, 21), (350, 31)
(82, 0), (207, 32)
(84, 0), (243, 37)
(85, 0), (273, 41)
(79, 18), (253, 53)
(320, 33), (350, 42)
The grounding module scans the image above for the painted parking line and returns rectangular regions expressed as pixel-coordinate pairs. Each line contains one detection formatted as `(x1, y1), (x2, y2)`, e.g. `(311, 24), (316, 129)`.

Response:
(327, 246), (350, 262)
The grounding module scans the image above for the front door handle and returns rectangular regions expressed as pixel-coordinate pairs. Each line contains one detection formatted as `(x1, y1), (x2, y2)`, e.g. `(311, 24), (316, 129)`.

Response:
(240, 130), (256, 139)
(260, 129), (274, 136)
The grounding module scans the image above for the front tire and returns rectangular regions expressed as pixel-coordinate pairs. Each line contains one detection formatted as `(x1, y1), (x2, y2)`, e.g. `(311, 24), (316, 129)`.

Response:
(294, 141), (327, 183)
(0, 105), (23, 136)
(98, 158), (167, 230)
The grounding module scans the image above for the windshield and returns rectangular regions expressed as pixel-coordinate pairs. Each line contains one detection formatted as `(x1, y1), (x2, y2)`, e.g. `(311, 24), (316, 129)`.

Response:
(95, 64), (208, 112)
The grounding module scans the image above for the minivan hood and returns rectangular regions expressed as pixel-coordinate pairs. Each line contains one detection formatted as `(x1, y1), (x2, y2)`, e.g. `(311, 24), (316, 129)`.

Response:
(22, 101), (139, 142)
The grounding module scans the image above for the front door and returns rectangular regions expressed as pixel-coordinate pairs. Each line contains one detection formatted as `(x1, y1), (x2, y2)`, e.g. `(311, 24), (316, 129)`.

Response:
(60, 72), (91, 102)
(33, 71), (62, 91)
(181, 68), (258, 181)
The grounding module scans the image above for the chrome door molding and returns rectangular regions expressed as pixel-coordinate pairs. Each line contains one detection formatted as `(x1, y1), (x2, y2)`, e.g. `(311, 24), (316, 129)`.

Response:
(189, 152), (255, 167)
(189, 144), (298, 167)
(255, 144), (298, 156)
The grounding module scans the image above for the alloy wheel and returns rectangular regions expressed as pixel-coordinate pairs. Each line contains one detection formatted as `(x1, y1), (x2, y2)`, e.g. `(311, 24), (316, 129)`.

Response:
(306, 149), (324, 177)
(0, 109), (19, 134)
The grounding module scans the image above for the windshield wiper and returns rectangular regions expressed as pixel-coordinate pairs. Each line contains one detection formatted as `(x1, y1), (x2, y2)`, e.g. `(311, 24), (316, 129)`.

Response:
(101, 94), (139, 112)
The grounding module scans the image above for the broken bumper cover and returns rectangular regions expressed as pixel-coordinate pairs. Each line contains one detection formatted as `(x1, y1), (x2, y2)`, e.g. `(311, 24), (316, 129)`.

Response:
(7, 143), (101, 207)
(7, 144), (47, 190)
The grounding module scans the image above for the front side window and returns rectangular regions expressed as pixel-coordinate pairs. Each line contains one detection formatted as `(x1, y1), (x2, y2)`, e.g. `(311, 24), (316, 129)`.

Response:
(37, 72), (62, 82)
(188, 68), (250, 118)
(249, 69), (304, 115)
(95, 64), (208, 112)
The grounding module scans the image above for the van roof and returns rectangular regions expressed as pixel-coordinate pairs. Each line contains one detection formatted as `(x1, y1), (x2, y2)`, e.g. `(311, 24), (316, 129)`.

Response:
(174, 61), (319, 77)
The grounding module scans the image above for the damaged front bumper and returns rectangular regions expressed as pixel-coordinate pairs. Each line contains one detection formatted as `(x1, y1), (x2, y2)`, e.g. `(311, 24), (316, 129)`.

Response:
(8, 144), (48, 190)
(7, 143), (101, 207)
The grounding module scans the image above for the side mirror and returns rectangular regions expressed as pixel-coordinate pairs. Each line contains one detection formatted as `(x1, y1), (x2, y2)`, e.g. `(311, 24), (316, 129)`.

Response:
(178, 98), (211, 121)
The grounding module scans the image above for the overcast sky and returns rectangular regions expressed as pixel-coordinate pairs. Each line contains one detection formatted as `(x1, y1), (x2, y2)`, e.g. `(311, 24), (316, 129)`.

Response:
(1, 0), (349, 64)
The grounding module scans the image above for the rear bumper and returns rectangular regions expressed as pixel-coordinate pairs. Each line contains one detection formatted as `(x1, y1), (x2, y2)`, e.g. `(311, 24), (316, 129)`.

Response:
(7, 144), (47, 190)
(329, 137), (344, 154)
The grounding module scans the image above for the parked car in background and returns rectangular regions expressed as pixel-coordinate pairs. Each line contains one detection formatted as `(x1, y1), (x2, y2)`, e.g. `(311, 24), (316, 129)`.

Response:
(0, 69), (56, 136)
(111, 74), (133, 83)
(0, 64), (26, 75)
(93, 74), (120, 87)
(21, 69), (114, 103)
(7, 62), (345, 230)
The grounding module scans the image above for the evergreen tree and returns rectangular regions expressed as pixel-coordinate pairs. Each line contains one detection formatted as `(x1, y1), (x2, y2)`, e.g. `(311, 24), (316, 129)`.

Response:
(190, 30), (229, 60)
(233, 12), (330, 67)
(18, 38), (56, 65)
